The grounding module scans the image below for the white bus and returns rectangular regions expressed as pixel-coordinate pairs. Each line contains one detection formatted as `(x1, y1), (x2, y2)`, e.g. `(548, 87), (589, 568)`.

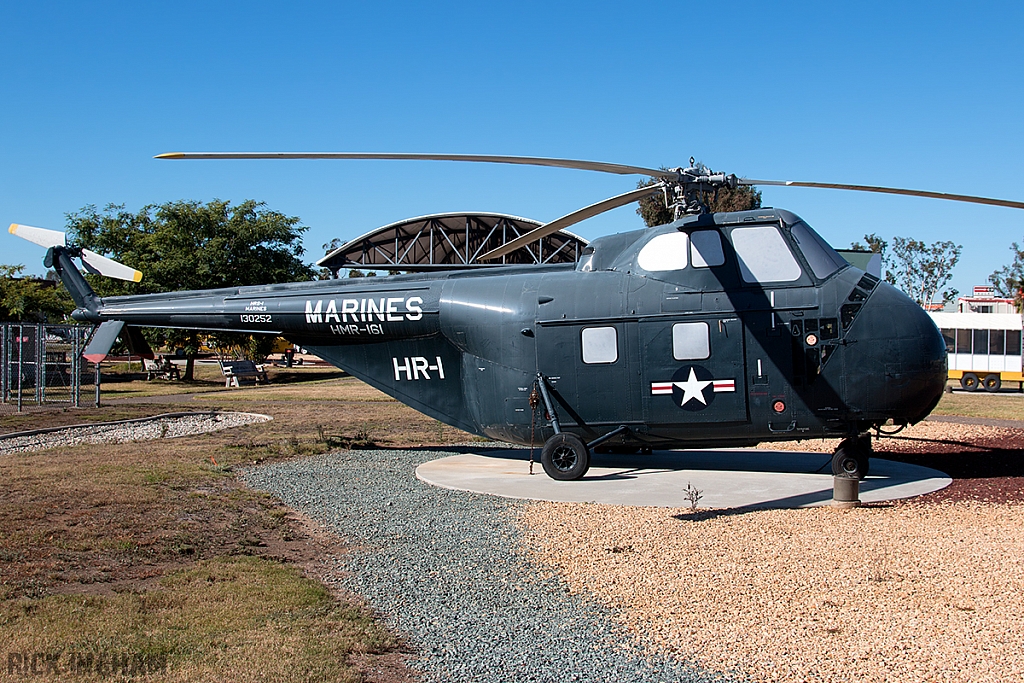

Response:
(928, 312), (1023, 391)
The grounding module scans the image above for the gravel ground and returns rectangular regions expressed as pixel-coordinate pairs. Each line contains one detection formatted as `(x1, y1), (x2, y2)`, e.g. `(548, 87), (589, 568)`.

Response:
(520, 501), (1024, 683)
(0, 412), (271, 454)
(517, 420), (1024, 683)
(241, 448), (730, 683)
(239, 420), (1024, 682)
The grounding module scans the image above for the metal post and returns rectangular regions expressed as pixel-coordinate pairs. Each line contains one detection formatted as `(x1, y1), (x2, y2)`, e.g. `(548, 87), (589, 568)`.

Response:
(535, 373), (561, 435)
(94, 363), (101, 408)
(37, 323), (44, 405)
(16, 325), (24, 413)
(1, 324), (7, 402)
(72, 326), (80, 408)
(832, 476), (861, 508)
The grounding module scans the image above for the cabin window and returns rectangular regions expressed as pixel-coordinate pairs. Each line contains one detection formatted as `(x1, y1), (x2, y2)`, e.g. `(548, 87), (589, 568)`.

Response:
(952, 328), (1022, 356)
(637, 232), (689, 272)
(790, 221), (847, 279)
(973, 329), (989, 355)
(1008, 329), (1022, 356)
(577, 246), (595, 272)
(731, 226), (803, 283)
(991, 330), (1006, 355)
(955, 329), (972, 354)
(690, 230), (726, 268)
(672, 322), (710, 360)
(581, 326), (618, 364)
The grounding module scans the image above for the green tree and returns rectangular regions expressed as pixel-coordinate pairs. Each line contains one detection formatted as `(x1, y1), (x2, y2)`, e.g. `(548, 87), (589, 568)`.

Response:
(850, 233), (896, 284)
(0, 265), (75, 322)
(67, 200), (315, 379)
(636, 169), (761, 227)
(888, 237), (962, 307)
(989, 241), (1024, 312)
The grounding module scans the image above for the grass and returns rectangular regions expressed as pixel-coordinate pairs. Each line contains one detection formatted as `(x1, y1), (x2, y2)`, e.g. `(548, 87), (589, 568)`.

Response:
(0, 371), (472, 681)
(932, 383), (1024, 421)
(0, 556), (396, 682)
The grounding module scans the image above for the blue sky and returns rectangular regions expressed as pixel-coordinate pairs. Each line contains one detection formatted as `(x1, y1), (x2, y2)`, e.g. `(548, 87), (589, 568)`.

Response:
(2, 1), (1022, 298)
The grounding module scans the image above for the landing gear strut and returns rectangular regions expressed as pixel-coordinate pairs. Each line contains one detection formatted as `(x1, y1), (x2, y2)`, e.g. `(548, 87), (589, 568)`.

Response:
(832, 434), (871, 480)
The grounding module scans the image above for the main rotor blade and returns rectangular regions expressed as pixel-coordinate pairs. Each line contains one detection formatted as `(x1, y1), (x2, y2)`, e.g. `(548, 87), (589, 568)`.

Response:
(478, 184), (664, 261)
(739, 178), (1024, 210)
(156, 151), (674, 179)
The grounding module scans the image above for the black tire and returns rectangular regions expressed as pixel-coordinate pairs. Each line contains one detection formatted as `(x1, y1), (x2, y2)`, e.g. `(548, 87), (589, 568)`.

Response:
(983, 374), (1002, 392)
(961, 373), (980, 392)
(541, 433), (590, 481)
(832, 437), (869, 480)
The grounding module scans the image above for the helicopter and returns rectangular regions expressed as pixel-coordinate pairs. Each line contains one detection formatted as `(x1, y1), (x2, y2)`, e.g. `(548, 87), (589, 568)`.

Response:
(11, 153), (1024, 481)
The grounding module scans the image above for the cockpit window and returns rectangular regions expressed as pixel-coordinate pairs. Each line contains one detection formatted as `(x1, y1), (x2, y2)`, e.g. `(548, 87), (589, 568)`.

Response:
(731, 225), (802, 283)
(577, 246), (595, 272)
(690, 230), (725, 268)
(637, 232), (689, 272)
(790, 221), (847, 280)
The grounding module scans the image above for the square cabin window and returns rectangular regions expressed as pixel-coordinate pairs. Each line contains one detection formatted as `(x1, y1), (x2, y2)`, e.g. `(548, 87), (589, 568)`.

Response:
(673, 322), (710, 360)
(731, 225), (803, 283)
(690, 230), (726, 268)
(637, 232), (689, 272)
(581, 326), (618, 364)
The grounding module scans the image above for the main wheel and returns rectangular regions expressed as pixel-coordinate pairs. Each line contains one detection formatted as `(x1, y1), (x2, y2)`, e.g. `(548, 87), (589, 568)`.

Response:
(832, 437), (870, 480)
(961, 373), (980, 391)
(983, 374), (1002, 392)
(541, 433), (590, 481)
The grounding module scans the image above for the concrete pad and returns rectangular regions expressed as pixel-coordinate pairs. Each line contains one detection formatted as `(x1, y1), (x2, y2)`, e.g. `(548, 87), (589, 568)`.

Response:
(416, 449), (951, 509)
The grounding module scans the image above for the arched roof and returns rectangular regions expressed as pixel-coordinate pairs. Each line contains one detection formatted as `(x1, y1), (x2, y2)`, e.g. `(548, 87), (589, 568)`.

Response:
(316, 212), (588, 273)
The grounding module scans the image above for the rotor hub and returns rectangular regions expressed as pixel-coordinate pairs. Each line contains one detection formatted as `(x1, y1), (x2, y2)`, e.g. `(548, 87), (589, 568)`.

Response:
(663, 159), (740, 218)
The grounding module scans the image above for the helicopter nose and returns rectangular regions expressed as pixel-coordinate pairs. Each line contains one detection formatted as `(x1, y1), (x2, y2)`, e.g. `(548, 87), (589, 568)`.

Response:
(840, 281), (947, 423)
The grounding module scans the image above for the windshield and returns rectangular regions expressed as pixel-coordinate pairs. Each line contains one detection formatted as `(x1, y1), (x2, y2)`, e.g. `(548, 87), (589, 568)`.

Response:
(789, 221), (848, 280)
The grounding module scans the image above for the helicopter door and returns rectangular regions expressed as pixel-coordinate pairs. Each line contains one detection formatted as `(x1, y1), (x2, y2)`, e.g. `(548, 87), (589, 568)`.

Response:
(640, 317), (748, 425)
(535, 321), (637, 429)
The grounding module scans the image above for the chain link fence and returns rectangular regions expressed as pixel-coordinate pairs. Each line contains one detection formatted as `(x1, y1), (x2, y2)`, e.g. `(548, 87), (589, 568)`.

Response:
(1, 323), (97, 412)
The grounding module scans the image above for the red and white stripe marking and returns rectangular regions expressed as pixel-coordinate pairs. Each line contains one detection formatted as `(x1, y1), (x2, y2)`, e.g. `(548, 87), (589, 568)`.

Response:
(651, 379), (736, 395)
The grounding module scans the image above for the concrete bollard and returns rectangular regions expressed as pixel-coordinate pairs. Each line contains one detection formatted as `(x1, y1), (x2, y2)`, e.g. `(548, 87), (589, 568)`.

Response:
(832, 476), (861, 508)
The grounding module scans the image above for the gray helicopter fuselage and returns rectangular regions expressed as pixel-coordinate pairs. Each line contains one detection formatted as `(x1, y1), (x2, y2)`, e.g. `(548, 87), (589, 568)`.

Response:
(83, 208), (947, 449)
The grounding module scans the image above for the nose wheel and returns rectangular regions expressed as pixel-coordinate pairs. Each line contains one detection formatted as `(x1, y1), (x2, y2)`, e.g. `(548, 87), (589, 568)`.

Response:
(832, 435), (871, 480)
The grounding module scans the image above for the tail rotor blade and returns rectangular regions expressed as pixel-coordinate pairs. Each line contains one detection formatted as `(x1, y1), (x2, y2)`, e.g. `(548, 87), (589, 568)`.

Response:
(81, 249), (143, 283)
(8, 223), (67, 248)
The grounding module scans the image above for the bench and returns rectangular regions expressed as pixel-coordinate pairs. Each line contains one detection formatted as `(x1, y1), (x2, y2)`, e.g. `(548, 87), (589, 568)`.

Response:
(221, 360), (269, 387)
(144, 357), (181, 381)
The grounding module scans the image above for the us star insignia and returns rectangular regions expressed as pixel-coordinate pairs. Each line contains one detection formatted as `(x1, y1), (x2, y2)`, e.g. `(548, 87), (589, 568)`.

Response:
(651, 366), (735, 409)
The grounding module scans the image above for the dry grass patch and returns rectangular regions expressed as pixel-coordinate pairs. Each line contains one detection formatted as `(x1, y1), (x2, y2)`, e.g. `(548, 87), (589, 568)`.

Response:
(0, 555), (396, 682)
(0, 374), (475, 682)
(931, 387), (1024, 421)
